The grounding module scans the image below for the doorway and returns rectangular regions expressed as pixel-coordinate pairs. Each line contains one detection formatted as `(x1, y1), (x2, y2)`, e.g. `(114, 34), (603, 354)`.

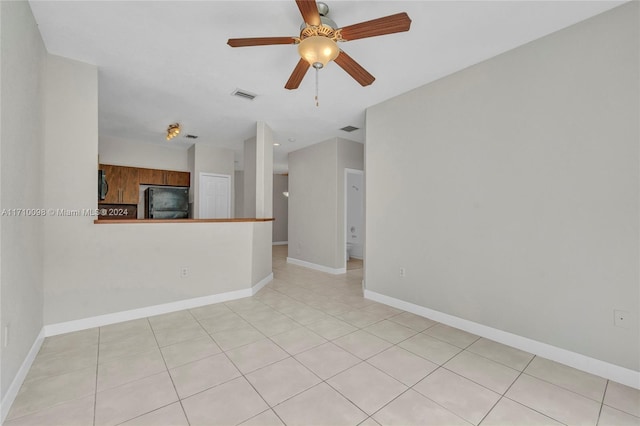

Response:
(199, 173), (231, 219)
(345, 169), (364, 269)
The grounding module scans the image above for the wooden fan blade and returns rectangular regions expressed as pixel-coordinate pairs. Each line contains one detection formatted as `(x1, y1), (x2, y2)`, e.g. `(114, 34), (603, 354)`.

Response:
(295, 0), (321, 26)
(227, 37), (297, 47)
(285, 59), (311, 90)
(334, 50), (375, 87)
(338, 12), (411, 41)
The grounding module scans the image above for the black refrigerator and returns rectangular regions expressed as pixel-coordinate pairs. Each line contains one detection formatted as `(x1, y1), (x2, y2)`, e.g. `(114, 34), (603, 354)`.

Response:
(144, 187), (189, 219)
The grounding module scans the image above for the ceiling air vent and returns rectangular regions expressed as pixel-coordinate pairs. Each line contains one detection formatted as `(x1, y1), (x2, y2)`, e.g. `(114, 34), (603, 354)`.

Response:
(231, 89), (257, 100)
(340, 125), (359, 132)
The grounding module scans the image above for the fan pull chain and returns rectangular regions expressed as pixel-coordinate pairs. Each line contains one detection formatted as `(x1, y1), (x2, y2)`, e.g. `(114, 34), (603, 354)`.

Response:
(315, 66), (319, 107)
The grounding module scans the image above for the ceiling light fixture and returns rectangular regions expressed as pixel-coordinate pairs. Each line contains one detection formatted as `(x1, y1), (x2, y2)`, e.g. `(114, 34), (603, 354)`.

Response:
(227, 1), (411, 94)
(273, 142), (281, 146)
(166, 123), (181, 141)
(296, 15), (342, 106)
(298, 35), (339, 70)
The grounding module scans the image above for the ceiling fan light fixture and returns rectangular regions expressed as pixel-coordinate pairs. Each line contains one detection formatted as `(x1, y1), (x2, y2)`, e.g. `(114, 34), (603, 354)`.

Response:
(298, 36), (339, 68)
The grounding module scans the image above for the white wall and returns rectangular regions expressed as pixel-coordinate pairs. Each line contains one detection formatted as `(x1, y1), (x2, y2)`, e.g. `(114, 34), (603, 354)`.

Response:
(0, 0), (46, 399)
(272, 175), (288, 243)
(187, 145), (196, 206)
(255, 122), (273, 218)
(189, 144), (235, 219)
(251, 222), (273, 286)
(234, 171), (244, 218)
(39, 55), (273, 326)
(288, 138), (363, 271)
(243, 137), (256, 218)
(99, 135), (189, 171)
(288, 139), (338, 269)
(241, 123), (273, 219)
(366, 3), (639, 371)
(46, 221), (262, 323)
(41, 54), (97, 324)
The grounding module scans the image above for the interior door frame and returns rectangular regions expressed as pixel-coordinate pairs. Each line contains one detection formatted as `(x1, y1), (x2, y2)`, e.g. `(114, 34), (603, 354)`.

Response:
(199, 172), (231, 219)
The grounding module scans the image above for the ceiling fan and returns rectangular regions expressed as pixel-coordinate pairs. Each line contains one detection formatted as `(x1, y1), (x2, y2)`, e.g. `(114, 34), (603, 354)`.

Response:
(227, 0), (411, 90)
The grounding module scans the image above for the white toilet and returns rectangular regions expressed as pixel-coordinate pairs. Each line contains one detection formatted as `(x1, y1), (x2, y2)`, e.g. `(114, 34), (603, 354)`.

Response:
(346, 242), (353, 261)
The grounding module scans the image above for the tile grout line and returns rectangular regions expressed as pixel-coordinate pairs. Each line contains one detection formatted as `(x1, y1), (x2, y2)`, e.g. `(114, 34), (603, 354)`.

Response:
(596, 380), (610, 425)
(209, 265), (523, 424)
(485, 355), (573, 425)
(502, 354), (536, 396)
(261, 267), (438, 419)
(263, 262), (393, 420)
(303, 318), (476, 425)
(204, 288), (388, 421)
(190, 305), (290, 425)
(516, 368), (610, 404)
(369, 367), (470, 425)
(371, 341), (536, 426)
(147, 316), (192, 426)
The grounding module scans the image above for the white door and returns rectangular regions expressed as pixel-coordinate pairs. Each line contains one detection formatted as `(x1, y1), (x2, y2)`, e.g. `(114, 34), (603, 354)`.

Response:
(199, 173), (230, 219)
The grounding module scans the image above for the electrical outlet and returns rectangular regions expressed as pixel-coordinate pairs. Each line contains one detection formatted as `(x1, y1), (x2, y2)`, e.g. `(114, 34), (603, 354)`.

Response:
(399, 268), (406, 278)
(614, 310), (630, 328)
(180, 267), (189, 278)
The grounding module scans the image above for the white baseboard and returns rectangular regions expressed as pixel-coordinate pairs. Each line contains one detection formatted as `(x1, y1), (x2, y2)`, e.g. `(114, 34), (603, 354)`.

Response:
(364, 289), (640, 390)
(286, 257), (346, 275)
(272, 241), (288, 246)
(43, 287), (256, 337)
(1, 329), (45, 423)
(252, 273), (273, 295)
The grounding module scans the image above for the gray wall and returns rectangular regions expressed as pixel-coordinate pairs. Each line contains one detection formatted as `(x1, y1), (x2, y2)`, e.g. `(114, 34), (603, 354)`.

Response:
(272, 174), (289, 243)
(0, 0), (46, 398)
(288, 138), (363, 270)
(365, 3), (638, 371)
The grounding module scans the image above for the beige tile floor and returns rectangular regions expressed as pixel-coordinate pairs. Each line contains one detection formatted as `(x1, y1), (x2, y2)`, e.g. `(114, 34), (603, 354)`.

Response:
(5, 245), (639, 425)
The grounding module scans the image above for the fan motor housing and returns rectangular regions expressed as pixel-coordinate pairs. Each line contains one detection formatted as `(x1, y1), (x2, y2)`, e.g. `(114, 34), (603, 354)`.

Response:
(299, 2), (337, 31)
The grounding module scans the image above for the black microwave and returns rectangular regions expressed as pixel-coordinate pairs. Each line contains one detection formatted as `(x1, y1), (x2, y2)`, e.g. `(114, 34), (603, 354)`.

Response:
(98, 170), (108, 200)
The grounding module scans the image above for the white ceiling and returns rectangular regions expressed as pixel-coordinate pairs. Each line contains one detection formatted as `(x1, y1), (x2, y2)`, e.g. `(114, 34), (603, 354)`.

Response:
(29, 0), (624, 173)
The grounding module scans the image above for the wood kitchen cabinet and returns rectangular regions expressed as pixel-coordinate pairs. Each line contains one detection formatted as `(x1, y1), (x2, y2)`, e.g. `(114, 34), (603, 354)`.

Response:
(99, 164), (190, 205)
(100, 164), (139, 204)
(137, 168), (165, 185)
(138, 167), (190, 187)
(165, 170), (190, 186)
